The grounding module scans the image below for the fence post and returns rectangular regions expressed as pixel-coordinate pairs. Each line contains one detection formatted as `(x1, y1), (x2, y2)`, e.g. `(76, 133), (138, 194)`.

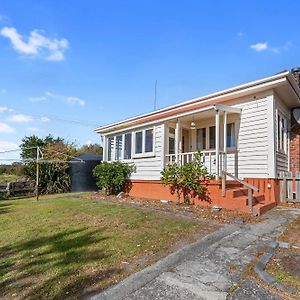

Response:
(296, 172), (300, 203)
(248, 188), (253, 215)
(221, 171), (226, 197)
(281, 173), (287, 203)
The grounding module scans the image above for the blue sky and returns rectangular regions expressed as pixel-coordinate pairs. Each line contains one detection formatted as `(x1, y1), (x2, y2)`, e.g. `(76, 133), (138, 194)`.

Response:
(0, 0), (299, 153)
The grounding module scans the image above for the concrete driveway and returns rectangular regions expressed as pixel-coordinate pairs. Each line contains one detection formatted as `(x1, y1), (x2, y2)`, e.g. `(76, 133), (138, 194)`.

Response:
(91, 207), (300, 300)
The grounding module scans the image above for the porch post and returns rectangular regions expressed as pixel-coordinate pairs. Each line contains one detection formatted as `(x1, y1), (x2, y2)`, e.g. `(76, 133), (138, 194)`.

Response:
(223, 111), (227, 173)
(215, 110), (220, 179)
(175, 119), (180, 163)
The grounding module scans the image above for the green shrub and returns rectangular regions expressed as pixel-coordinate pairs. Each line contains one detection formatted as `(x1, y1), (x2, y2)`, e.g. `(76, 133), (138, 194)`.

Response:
(161, 151), (210, 204)
(93, 162), (135, 195)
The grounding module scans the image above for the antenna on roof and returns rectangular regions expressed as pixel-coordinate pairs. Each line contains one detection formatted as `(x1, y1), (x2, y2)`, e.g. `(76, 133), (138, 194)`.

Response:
(154, 80), (157, 111)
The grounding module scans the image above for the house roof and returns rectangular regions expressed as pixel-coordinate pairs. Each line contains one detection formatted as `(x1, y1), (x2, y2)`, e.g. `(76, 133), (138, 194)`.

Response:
(95, 70), (300, 135)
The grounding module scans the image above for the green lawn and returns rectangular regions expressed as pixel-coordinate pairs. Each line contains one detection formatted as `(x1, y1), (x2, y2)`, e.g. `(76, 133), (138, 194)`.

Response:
(0, 194), (204, 299)
(0, 174), (21, 183)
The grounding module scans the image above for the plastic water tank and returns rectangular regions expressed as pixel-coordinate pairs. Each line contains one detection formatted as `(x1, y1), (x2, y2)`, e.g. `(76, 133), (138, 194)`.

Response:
(69, 153), (102, 192)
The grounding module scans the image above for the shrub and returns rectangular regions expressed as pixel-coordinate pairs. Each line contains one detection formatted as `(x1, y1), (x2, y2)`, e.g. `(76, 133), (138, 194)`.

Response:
(93, 162), (134, 195)
(161, 151), (210, 204)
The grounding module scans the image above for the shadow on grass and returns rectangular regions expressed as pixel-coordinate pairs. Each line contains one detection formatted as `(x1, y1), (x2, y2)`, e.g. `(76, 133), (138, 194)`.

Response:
(0, 202), (13, 215)
(0, 227), (121, 299)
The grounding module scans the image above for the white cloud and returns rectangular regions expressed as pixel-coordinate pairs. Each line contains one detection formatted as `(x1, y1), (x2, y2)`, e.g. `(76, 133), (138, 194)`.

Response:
(27, 127), (42, 132)
(29, 91), (86, 106)
(0, 122), (15, 133)
(0, 141), (18, 152)
(8, 113), (32, 123)
(250, 42), (268, 52)
(0, 26), (68, 61)
(250, 41), (292, 54)
(28, 96), (47, 102)
(0, 106), (14, 113)
(40, 116), (50, 122)
(66, 96), (85, 106)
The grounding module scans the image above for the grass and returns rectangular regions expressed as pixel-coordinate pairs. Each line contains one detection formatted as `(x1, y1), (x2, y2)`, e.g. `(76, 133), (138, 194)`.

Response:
(0, 193), (204, 299)
(266, 216), (300, 295)
(0, 174), (22, 183)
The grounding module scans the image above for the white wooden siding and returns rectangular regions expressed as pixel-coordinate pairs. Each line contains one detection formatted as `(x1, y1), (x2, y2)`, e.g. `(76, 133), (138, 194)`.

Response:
(231, 94), (271, 178)
(274, 94), (290, 175)
(130, 124), (163, 180)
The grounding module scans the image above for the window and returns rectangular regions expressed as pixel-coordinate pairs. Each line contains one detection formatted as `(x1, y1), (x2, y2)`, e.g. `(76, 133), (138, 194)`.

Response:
(107, 137), (113, 161)
(145, 129), (153, 152)
(196, 128), (206, 150)
(124, 133), (132, 159)
(277, 113), (287, 153)
(209, 126), (216, 149)
(226, 123), (235, 147)
(135, 131), (143, 154)
(115, 135), (122, 160)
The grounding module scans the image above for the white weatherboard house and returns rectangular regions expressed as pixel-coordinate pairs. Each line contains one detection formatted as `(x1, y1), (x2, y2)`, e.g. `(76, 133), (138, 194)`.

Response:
(95, 68), (300, 215)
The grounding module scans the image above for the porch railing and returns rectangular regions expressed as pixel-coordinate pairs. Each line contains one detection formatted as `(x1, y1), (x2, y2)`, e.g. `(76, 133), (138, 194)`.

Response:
(165, 150), (225, 175)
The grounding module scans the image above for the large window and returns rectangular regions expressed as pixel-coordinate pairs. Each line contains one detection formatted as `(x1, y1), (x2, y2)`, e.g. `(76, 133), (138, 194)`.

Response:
(115, 135), (122, 160)
(145, 129), (153, 152)
(133, 128), (155, 157)
(209, 126), (216, 149)
(135, 131), (143, 154)
(107, 137), (113, 161)
(196, 128), (206, 150)
(226, 123), (235, 147)
(124, 133), (132, 159)
(277, 113), (287, 154)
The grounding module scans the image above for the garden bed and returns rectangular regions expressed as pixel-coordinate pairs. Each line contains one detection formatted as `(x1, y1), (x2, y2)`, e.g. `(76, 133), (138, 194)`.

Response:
(91, 192), (262, 224)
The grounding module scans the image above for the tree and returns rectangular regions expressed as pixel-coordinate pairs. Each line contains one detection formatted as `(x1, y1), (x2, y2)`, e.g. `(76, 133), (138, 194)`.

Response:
(161, 151), (210, 204)
(20, 135), (77, 194)
(77, 143), (103, 155)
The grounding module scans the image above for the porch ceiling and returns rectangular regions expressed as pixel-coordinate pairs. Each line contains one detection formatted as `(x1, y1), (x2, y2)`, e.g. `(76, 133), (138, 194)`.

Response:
(166, 104), (241, 125)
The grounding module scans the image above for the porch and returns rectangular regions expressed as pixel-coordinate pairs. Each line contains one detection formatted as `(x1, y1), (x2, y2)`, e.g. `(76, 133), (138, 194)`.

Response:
(163, 104), (241, 179)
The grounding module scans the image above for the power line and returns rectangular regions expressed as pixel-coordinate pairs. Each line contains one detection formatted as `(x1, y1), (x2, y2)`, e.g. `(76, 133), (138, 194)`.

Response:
(3, 106), (100, 128)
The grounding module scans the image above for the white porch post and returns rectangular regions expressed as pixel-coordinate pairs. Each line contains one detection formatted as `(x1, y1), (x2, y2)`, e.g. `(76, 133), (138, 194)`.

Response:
(102, 135), (106, 161)
(175, 119), (180, 163)
(223, 111), (227, 174)
(215, 110), (220, 179)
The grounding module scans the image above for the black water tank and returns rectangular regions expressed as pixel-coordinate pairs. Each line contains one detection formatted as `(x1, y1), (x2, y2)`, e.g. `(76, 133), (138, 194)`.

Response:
(69, 153), (102, 192)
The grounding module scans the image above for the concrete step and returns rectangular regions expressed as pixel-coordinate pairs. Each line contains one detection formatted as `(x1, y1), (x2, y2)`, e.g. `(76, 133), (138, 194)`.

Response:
(253, 202), (277, 216)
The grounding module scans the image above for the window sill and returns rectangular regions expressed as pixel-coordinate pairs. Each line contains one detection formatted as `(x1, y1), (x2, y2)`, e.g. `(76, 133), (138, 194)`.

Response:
(132, 152), (155, 159)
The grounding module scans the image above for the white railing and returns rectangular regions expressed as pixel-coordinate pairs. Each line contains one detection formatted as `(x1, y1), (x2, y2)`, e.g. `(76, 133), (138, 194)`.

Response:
(165, 150), (225, 176)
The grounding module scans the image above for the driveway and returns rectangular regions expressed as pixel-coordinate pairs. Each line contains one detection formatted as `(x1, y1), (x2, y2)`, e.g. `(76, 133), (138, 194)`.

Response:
(91, 207), (300, 300)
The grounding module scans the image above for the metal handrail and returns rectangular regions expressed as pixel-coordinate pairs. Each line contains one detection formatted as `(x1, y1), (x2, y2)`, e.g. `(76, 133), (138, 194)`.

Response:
(221, 171), (259, 215)
(223, 171), (259, 192)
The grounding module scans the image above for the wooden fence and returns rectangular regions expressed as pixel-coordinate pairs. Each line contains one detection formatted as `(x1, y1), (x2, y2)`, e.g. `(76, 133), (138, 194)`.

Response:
(279, 172), (300, 203)
(0, 181), (35, 197)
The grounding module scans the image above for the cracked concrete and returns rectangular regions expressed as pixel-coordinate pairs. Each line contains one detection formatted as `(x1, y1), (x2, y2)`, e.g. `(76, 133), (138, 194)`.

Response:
(91, 207), (300, 300)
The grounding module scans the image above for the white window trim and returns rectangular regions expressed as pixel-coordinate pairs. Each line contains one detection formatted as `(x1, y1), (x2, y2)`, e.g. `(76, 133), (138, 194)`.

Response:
(132, 127), (156, 158)
(276, 109), (288, 155)
(106, 133), (133, 162)
(198, 122), (237, 152)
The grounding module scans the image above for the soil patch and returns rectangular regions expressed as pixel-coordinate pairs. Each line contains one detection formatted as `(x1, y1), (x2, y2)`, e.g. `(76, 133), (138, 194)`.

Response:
(90, 192), (262, 225)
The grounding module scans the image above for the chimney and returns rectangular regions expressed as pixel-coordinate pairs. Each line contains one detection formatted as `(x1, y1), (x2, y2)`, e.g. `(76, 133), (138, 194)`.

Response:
(291, 67), (300, 88)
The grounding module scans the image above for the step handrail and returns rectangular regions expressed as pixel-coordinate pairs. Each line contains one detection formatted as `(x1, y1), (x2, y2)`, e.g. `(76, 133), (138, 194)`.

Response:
(222, 171), (259, 192)
(221, 171), (259, 215)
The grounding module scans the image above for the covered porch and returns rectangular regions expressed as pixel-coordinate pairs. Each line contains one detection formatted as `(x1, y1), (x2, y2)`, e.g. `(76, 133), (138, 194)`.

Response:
(164, 104), (241, 179)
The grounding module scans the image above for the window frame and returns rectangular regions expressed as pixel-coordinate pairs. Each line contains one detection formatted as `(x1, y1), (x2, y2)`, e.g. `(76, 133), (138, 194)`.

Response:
(132, 127), (155, 158)
(276, 111), (288, 155)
